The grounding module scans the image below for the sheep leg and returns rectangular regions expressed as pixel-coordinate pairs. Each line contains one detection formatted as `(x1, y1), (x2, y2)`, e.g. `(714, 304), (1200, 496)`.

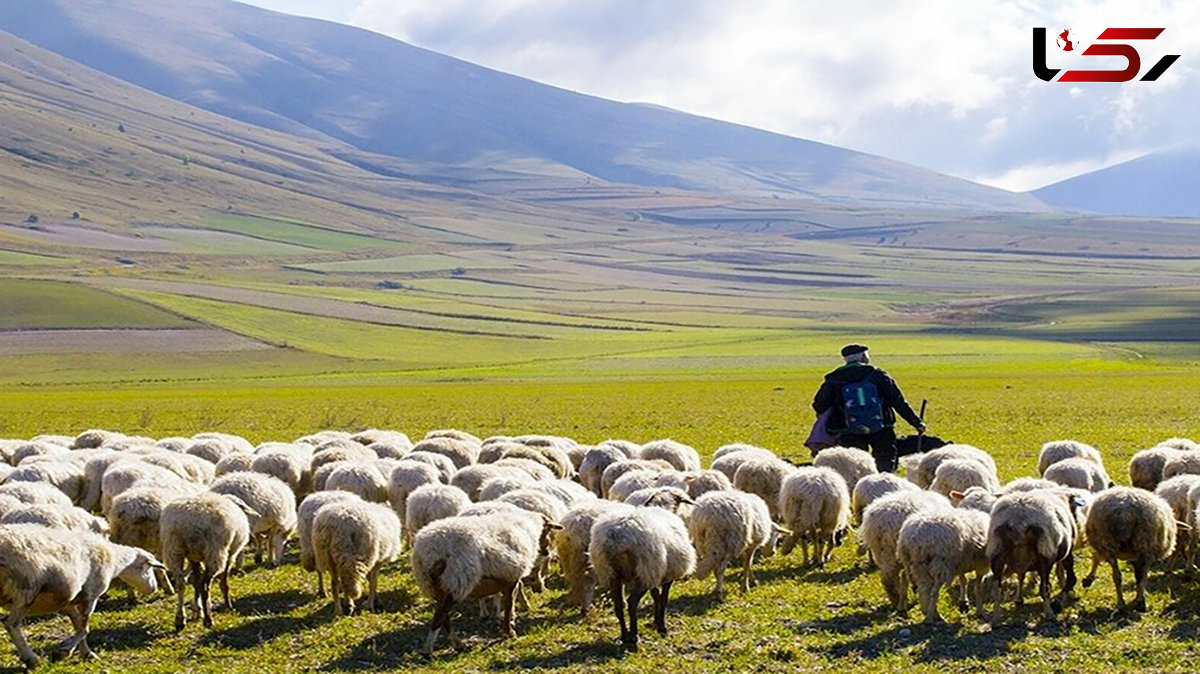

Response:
(330, 563), (343, 617)
(531, 559), (547, 592)
(1132, 555), (1149, 613)
(423, 595), (455, 655)
(580, 576), (596, 620)
(714, 562), (726, 602)
(316, 568), (326, 599)
(611, 580), (629, 647)
(1056, 551), (1078, 608)
(173, 567), (188, 632)
(516, 581), (531, 611)
(989, 558), (1006, 625)
(2, 604), (38, 669)
(500, 581), (518, 638)
(626, 586), (646, 651)
(1037, 559), (1055, 621)
(367, 564), (380, 612)
(1082, 553), (1101, 588)
(219, 568), (234, 610)
(1110, 559), (1125, 611)
(742, 548), (757, 592)
(814, 539), (826, 568)
(58, 599), (98, 660)
(926, 579), (944, 624)
(198, 565), (216, 628)
(653, 581), (672, 635)
(956, 576), (969, 613)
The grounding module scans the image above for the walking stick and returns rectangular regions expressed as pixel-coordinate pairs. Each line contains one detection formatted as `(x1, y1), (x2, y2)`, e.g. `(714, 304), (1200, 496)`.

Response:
(915, 399), (928, 454)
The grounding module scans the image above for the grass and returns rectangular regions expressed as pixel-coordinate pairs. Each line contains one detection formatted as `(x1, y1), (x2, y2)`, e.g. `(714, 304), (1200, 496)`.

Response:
(294, 254), (513, 274)
(1, 357), (1200, 672)
(0, 280), (194, 330)
(199, 214), (411, 252)
(0, 249), (76, 266)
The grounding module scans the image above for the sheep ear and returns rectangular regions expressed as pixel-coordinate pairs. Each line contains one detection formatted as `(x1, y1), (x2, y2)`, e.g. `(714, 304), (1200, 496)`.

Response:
(682, 475), (697, 483)
(949, 490), (965, 500)
(678, 494), (697, 506)
(774, 525), (794, 536)
(221, 494), (262, 519)
(1069, 495), (1087, 510)
(1177, 520), (1193, 531)
(149, 560), (168, 570)
(541, 515), (563, 530)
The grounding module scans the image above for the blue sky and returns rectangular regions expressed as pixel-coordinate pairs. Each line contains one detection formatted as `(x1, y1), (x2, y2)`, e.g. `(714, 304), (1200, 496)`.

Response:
(237, 1), (1199, 191)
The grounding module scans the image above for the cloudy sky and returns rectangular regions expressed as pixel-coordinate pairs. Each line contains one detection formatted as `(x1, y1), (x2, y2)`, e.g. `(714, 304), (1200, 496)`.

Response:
(241, 0), (1197, 191)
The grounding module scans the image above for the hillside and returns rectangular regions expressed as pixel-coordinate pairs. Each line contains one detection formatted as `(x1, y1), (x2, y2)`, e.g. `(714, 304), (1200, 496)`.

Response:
(0, 0), (1047, 211)
(1033, 144), (1200, 217)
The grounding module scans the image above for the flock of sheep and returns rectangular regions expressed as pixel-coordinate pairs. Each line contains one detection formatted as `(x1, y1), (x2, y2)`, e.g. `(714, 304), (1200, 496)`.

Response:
(0, 428), (1197, 667)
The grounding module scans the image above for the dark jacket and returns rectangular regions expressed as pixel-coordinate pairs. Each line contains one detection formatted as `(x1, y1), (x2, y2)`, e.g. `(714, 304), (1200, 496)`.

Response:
(812, 363), (922, 434)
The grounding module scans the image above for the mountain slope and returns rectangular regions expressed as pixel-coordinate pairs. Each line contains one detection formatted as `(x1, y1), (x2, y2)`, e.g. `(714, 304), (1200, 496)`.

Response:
(1033, 145), (1200, 217)
(0, 0), (1046, 211)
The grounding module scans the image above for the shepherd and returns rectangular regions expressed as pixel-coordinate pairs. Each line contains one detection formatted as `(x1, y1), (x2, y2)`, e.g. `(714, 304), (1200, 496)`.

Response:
(811, 344), (926, 473)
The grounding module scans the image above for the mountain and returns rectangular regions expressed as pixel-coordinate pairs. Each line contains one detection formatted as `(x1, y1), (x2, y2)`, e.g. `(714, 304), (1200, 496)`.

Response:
(1033, 145), (1200, 217)
(0, 0), (1047, 212)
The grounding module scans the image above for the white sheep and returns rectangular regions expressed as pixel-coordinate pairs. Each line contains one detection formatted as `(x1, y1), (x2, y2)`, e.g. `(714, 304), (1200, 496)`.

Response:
(159, 491), (256, 631)
(1162, 452), (1200, 480)
(639, 439), (701, 472)
(590, 506), (696, 651)
(688, 490), (786, 601)
(1081, 487), (1175, 612)
(324, 462), (388, 503)
(0, 524), (163, 668)
(496, 488), (568, 592)
(952, 486), (999, 514)
(1154, 474), (1200, 569)
(986, 490), (1087, 623)
(930, 458), (1000, 499)
(214, 453), (254, 477)
(402, 451), (457, 483)
(1001, 477), (1061, 494)
(600, 459), (673, 498)
(860, 490), (952, 611)
(1037, 440), (1103, 476)
(0, 503), (107, 533)
(914, 445), (997, 489)
(108, 482), (201, 558)
(424, 428), (483, 445)
(351, 429), (411, 448)
(310, 443), (377, 476)
(598, 439), (640, 458)
(192, 432), (254, 454)
(1129, 445), (1184, 491)
(5, 460), (85, 505)
(410, 437), (480, 470)
(209, 472), (297, 567)
(405, 484), (471, 542)
(580, 445), (628, 496)
(11, 441), (71, 465)
(683, 469), (733, 499)
(155, 437), (193, 452)
(72, 429), (123, 449)
(624, 487), (696, 515)
(777, 467), (850, 567)
(1043, 457), (1112, 493)
(412, 507), (559, 653)
(296, 490), (361, 598)
(732, 457), (795, 521)
(387, 460), (443, 528)
(1159, 437), (1200, 452)
(813, 446), (877, 491)
(852, 473), (919, 525)
(313, 499), (403, 615)
(186, 437), (240, 464)
(608, 470), (663, 503)
(478, 476), (538, 502)
(556, 500), (635, 617)
(492, 457), (557, 482)
(712, 443), (772, 462)
(896, 507), (991, 623)
(250, 447), (311, 498)
(100, 460), (188, 514)
(451, 464), (533, 501)
(0, 481), (74, 508)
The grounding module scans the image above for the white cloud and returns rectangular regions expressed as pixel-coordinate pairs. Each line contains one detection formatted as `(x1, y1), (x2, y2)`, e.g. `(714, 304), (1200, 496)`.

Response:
(314, 0), (1200, 189)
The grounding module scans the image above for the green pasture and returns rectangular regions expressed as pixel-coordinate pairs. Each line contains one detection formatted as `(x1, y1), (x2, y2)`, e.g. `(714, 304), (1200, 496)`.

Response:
(200, 214), (411, 251)
(0, 280), (194, 330)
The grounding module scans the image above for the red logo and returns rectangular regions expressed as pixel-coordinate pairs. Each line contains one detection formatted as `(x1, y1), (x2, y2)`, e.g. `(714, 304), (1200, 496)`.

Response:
(1033, 27), (1179, 82)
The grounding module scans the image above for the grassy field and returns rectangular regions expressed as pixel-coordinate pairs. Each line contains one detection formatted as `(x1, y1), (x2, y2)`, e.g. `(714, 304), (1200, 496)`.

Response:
(1, 353), (1199, 673)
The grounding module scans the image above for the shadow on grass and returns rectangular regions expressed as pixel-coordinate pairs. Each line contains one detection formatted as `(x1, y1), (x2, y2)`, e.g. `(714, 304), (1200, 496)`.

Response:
(489, 638), (629, 670)
(320, 622), (435, 671)
(87, 622), (165, 651)
(235, 588), (309, 615)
